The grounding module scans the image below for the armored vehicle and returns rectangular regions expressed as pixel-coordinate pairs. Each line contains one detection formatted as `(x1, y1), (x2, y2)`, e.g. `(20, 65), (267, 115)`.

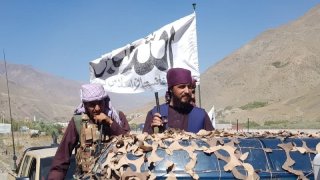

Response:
(78, 129), (320, 179)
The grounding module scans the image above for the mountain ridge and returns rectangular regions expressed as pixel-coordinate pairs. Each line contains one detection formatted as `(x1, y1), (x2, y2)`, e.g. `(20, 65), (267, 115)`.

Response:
(126, 4), (320, 127)
(199, 4), (320, 125)
(0, 61), (151, 122)
(1, 4), (320, 127)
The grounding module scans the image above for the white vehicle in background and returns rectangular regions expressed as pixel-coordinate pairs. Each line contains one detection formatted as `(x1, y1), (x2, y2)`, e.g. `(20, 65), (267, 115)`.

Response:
(7, 145), (75, 180)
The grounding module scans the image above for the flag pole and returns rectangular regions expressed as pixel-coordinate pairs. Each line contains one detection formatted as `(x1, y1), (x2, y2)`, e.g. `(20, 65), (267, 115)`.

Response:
(198, 84), (202, 107)
(192, 3), (202, 107)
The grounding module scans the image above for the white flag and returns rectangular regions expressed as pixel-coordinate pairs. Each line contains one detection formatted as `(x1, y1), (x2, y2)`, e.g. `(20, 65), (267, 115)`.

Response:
(90, 13), (199, 93)
(208, 105), (216, 128)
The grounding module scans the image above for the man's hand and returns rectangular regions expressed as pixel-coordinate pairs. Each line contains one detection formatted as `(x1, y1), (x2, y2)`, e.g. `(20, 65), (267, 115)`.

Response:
(151, 113), (163, 128)
(94, 113), (113, 126)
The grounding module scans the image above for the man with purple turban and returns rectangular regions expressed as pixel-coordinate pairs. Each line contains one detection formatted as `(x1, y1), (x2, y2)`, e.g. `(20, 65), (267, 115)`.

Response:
(48, 83), (130, 179)
(143, 68), (214, 134)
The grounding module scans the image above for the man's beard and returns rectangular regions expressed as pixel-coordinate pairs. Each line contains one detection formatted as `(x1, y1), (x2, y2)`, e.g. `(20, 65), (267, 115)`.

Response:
(172, 93), (191, 109)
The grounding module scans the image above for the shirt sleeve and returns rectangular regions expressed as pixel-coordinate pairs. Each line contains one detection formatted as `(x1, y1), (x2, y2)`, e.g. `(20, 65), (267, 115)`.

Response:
(105, 111), (130, 136)
(142, 110), (153, 134)
(47, 118), (79, 180)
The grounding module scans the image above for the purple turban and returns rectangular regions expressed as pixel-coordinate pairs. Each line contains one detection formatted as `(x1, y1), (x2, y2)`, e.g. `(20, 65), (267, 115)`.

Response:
(80, 83), (108, 102)
(166, 68), (192, 88)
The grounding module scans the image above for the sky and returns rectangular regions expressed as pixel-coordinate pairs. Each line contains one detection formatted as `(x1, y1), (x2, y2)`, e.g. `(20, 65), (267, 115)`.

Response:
(1, 0), (319, 82)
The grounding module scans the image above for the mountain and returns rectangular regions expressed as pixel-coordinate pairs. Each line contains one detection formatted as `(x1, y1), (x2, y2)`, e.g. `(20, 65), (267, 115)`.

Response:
(2, 4), (320, 126)
(0, 62), (151, 122)
(199, 4), (320, 126)
(128, 5), (320, 127)
(122, 5), (320, 127)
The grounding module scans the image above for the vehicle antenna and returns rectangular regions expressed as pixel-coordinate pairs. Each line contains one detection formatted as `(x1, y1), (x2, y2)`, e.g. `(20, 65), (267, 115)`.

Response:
(3, 49), (18, 170)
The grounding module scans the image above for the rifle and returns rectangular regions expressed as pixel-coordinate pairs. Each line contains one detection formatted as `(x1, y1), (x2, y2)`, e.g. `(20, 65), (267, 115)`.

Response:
(153, 92), (168, 133)
(94, 123), (104, 157)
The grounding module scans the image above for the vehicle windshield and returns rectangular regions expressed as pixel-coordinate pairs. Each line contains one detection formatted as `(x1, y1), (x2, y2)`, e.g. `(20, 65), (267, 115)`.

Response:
(40, 155), (76, 180)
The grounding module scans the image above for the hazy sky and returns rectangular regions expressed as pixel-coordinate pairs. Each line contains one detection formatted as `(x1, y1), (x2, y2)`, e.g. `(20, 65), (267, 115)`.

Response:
(1, 0), (319, 82)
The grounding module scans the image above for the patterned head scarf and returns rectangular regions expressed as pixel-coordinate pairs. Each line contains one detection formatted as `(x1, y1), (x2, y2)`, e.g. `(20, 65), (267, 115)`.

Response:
(80, 83), (108, 102)
(74, 83), (121, 125)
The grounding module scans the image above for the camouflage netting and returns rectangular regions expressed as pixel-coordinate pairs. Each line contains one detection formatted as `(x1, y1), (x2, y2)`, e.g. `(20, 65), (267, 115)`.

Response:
(77, 129), (320, 180)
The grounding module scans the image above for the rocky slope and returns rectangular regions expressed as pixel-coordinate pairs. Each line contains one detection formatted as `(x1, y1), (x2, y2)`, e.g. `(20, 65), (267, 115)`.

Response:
(0, 62), (150, 122)
(199, 4), (320, 125)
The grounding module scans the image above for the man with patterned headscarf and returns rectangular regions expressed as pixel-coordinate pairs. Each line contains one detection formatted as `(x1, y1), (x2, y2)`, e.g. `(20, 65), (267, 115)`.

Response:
(143, 68), (214, 134)
(48, 83), (130, 179)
